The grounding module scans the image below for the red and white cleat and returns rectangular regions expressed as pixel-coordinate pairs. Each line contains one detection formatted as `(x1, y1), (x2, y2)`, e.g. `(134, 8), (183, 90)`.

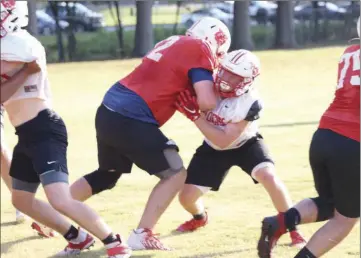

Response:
(176, 212), (208, 232)
(56, 229), (95, 256)
(257, 213), (287, 258)
(289, 230), (307, 249)
(127, 228), (171, 251)
(31, 222), (57, 238)
(106, 234), (132, 258)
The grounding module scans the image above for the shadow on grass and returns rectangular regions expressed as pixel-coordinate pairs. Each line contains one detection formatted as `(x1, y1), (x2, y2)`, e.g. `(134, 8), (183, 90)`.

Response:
(0, 221), (18, 227)
(179, 247), (252, 258)
(1, 235), (43, 254)
(261, 121), (318, 128)
(159, 229), (194, 240)
(48, 247), (154, 258)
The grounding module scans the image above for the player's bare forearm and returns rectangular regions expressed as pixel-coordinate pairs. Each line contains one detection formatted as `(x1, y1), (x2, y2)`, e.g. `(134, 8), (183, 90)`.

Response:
(194, 114), (249, 149)
(0, 67), (29, 103)
(193, 80), (217, 111)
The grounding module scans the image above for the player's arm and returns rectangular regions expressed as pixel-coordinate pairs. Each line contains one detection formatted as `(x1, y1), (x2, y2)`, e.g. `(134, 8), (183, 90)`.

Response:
(176, 90), (261, 149)
(0, 61), (40, 104)
(188, 68), (217, 111)
(194, 115), (249, 149)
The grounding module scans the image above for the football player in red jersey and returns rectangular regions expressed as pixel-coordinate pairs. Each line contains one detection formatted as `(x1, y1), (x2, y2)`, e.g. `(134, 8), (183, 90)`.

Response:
(257, 17), (360, 258)
(70, 17), (231, 250)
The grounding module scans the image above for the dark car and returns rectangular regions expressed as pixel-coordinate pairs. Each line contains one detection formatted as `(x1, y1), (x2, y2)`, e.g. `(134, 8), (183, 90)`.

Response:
(339, 1), (360, 19)
(37, 10), (69, 35)
(45, 2), (105, 32)
(294, 2), (347, 21)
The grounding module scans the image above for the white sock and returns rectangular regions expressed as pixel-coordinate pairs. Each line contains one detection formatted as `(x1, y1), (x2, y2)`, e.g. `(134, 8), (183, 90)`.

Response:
(71, 228), (87, 243)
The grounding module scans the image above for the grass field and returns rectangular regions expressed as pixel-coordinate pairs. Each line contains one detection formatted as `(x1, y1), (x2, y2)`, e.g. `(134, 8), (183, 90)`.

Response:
(1, 46), (359, 258)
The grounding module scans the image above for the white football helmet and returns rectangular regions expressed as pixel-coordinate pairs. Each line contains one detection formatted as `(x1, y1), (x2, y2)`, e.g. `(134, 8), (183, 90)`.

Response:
(186, 17), (231, 60)
(215, 49), (261, 98)
(0, 0), (28, 38)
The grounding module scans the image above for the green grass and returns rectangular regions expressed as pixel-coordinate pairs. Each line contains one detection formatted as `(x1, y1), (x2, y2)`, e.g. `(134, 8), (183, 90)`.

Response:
(102, 5), (199, 26)
(1, 47), (360, 258)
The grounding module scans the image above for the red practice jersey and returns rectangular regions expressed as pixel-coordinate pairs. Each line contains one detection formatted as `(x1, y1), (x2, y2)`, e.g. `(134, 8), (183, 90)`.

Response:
(319, 44), (360, 142)
(120, 35), (216, 126)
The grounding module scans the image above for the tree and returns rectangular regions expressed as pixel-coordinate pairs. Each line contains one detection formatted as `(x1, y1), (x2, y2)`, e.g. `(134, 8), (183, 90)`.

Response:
(312, 1), (320, 42)
(172, 1), (183, 34)
(133, 0), (154, 57)
(27, 1), (37, 36)
(231, 0), (254, 50)
(49, 2), (65, 62)
(108, 1), (125, 57)
(274, 1), (297, 49)
(65, 2), (77, 61)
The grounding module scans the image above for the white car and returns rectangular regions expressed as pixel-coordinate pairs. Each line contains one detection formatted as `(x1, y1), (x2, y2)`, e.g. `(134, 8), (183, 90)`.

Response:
(215, 1), (277, 24)
(181, 8), (233, 28)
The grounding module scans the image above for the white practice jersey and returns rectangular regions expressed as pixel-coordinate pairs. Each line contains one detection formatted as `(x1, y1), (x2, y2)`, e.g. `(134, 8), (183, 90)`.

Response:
(1, 29), (52, 106)
(204, 89), (262, 150)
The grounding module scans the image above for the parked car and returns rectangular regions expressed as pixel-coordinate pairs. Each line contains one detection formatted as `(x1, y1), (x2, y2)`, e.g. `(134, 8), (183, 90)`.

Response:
(339, 1), (360, 19)
(37, 10), (69, 35)
(294, 2), (347, 20)
(45, 2), (105, 32)
(214, 1), (277, 24)
(181, 7), (233, 28)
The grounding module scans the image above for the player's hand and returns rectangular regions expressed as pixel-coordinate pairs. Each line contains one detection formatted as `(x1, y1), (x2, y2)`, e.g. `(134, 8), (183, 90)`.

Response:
(176, 90), (201, 122)
(24, 61), (41, 75)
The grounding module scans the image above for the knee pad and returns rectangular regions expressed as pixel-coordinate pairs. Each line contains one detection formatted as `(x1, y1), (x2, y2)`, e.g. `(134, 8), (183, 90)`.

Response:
(154, 148), (184, 180)
(311, 197), (335, 222)
(84, 169), (122, 194)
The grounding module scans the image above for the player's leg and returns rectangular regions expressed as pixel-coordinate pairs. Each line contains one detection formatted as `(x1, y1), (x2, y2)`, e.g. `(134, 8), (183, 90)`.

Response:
(243, 136), (305, 247)
(177, 142), (231, 232)
(70, 105), (127, 201)
(294, 130), (360, 258)
(128, 145), (186, 250)
(70, 140), (125, 202)
(0, 108), (26, 223)
(33, 111), (130, 257)
(94, 111), (186, 250)
(257, 129), (337, 258)
(10, 145), (81, 240)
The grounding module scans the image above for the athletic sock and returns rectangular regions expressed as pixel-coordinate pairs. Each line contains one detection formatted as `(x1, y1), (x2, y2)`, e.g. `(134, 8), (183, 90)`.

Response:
(284, 208), (301, 231)
(102, 233), (118, 245)
(294, 246), (317, 258)
(193, 212), (206, 220)
(63, 225), (79, 241)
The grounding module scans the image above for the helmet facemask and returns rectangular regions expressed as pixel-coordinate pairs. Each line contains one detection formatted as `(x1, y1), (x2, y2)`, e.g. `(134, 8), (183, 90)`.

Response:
(215, 66), (258, 98)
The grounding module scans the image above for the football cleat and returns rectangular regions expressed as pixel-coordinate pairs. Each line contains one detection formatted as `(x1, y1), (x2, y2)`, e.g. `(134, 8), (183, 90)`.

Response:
(289, 230), (307, 248)
(56, 229), (95, 256)
(31, 221), (57, 238)
(127, 228), (171, 251)
(257, 213), (287, 258)
(106, 234), (132, 258)
(176, 212), (208, 232)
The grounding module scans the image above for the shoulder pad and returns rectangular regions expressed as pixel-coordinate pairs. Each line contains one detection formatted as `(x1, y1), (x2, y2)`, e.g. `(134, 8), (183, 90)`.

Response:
(1, 30), (44, 62)
(245, 99), (263, 121)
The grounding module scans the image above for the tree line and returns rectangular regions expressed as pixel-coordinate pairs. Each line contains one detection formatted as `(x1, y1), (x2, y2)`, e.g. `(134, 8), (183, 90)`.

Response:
(26, 1), (358, 62)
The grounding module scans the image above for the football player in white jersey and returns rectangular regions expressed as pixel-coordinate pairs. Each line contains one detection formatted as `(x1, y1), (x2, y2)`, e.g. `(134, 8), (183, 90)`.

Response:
(0, 1), (131, 257)
(175, 49), (306, 247)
